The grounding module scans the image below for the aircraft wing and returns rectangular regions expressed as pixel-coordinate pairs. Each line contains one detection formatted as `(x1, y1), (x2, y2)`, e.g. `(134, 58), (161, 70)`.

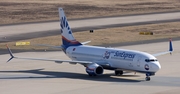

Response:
(152, 51), (171, 57)
(152, 39), (173, 57)
(13, 57), (92, 64)
(6, 45), (92, 65)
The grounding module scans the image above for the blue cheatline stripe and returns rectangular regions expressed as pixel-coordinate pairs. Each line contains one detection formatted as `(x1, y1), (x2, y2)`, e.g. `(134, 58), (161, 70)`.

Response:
(61, 36), (82, 49)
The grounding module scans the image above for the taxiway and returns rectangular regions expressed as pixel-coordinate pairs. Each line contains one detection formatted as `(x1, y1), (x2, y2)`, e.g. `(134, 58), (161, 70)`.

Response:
(0, 40), (180, 94)
(0, 12), (180, 42)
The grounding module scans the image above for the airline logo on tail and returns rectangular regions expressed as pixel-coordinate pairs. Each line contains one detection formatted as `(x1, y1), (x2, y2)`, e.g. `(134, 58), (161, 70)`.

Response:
(60, 16), (71, 34)
(59, 8), (82, 48)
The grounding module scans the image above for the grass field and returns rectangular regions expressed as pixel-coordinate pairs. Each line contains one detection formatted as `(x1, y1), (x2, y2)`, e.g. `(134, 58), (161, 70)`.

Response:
(1, 22), (180, 51)
(1, 0), (180, 52)
(1, 0), (180, 24)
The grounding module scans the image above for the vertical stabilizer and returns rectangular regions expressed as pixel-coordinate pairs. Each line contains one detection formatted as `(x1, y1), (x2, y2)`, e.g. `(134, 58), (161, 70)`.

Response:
(58, 8), (81, 48)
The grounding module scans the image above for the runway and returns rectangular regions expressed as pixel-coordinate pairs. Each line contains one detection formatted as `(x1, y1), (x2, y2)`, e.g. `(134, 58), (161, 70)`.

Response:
(1, 11), (180, 42)
(0, 40), (180, 94)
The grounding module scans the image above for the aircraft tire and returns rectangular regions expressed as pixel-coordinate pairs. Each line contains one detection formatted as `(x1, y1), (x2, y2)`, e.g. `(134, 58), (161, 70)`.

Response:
(145, 76), (151, 81)
(115, 70), (123, 76)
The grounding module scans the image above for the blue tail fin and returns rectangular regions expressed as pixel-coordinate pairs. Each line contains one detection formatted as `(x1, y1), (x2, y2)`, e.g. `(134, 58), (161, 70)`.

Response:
(58, 8), (82, 48)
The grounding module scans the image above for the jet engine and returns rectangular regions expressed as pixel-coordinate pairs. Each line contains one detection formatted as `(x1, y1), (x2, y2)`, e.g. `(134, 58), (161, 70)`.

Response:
(86, 63), (103, 76)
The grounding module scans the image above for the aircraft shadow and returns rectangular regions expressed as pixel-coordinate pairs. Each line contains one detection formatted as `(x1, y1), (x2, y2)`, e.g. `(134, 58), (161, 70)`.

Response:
(0, 69), (142, 82)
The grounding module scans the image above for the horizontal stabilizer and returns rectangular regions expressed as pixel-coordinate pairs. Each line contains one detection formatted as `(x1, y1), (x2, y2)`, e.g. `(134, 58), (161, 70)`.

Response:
(81, 41), (91, 45)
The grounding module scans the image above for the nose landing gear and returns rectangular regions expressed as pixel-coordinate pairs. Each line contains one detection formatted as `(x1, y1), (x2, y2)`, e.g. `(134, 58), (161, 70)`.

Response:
(145, 73), (154, 81)
(145, 76), (151, 81)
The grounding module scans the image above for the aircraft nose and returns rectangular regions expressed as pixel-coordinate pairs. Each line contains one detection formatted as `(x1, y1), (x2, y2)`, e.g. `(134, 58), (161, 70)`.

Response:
(152, 62), (161, 71)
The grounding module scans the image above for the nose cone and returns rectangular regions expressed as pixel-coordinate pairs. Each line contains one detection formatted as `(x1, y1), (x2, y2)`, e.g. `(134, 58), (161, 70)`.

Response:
(152, 62), (161, 72)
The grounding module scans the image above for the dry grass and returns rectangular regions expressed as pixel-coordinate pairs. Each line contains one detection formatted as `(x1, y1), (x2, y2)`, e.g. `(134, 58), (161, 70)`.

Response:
(0, 0), (180, 24)
(1, 22), (180, 50)
(1, 0), (180, 51)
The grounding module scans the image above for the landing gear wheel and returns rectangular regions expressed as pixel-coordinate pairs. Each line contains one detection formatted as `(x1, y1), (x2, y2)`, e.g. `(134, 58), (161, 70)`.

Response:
(115, 70), (123, 76)
(145, 76), (150, 81)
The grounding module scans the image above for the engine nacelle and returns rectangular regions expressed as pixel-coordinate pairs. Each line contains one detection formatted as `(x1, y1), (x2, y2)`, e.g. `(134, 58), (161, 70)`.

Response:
(86, 63), (104, 76)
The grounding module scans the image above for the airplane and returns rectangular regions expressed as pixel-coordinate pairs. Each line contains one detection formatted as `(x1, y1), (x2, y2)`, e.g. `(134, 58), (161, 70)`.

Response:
(6, 8), (173, 81)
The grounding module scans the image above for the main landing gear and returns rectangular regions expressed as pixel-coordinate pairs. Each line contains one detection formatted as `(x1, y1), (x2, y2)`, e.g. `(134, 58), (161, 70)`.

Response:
(115, 70), (123, 76)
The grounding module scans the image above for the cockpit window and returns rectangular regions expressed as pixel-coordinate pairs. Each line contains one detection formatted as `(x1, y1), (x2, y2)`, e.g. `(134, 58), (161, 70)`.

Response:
(145, 59), (158, 62)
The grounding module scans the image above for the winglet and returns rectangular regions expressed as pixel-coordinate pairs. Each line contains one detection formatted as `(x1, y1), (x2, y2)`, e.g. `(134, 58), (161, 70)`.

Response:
(169, 38), (173, 52)
(6, 44), (14, 62)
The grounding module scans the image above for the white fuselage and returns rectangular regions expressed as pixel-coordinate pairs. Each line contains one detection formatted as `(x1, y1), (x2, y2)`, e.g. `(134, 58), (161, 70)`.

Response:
(65, 45), (161, 73)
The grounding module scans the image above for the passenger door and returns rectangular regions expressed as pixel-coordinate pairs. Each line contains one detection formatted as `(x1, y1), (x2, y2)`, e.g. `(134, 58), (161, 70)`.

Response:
(137, 56), (142, 67)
